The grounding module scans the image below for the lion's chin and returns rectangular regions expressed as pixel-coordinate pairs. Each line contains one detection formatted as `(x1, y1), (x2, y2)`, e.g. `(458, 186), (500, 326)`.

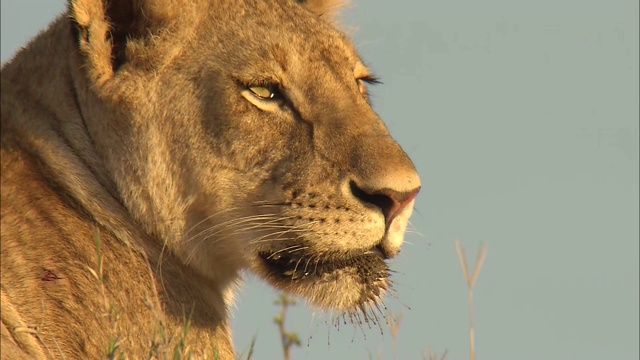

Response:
(253, 248), (390, 312)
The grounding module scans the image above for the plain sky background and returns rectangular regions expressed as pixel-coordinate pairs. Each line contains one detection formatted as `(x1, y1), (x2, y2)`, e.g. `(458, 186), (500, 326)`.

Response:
(1, 1), (638, 359)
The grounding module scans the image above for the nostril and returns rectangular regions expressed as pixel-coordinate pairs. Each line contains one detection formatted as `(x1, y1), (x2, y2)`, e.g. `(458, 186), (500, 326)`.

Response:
(350, 181), (395, 219)
(349, 181), (420, 226)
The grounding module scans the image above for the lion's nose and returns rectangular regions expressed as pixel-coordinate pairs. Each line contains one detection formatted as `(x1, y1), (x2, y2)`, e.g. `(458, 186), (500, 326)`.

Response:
(349, 181), (421, 228)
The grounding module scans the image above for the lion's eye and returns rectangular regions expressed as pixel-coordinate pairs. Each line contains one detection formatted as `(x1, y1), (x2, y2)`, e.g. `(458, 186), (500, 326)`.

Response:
(242, 83), (283, 112)
(249, 85), (279, 100)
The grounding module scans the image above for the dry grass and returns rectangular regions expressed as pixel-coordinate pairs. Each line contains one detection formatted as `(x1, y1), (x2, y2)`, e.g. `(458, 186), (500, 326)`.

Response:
(388, 310), (403, 360)
(366, 309), (448, 360)
(421, 346), (449, 360)
(455, 239), (488, 360)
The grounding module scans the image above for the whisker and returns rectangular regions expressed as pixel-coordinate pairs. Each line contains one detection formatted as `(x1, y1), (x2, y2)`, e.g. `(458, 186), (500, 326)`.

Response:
(187, 214), (282, 240)
(184, 200), (295, 238)
(266, 244), (304, 260)
(186, 214), (297, 244)
(184, 205), (253, 236)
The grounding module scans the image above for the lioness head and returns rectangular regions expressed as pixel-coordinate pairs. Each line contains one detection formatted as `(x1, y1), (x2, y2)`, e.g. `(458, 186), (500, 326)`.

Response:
(70, 0), (420, 317)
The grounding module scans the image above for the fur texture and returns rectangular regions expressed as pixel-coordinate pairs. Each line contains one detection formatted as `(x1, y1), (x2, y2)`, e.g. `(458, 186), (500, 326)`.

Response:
(0, 0), (421, 358)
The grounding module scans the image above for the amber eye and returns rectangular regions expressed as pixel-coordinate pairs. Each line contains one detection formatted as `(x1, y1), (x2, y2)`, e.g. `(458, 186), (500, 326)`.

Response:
(249, 85), (280, 100)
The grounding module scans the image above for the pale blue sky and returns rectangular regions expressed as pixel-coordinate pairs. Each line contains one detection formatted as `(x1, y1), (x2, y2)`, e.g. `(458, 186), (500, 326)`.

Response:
(2, 1), (638, 359)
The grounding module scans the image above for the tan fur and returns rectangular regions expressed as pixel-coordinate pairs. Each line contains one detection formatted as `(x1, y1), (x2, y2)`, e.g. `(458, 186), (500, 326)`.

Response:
(0, 0), (420, 358)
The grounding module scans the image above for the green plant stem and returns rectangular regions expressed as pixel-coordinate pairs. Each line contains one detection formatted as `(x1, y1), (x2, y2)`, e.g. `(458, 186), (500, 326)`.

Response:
(278, 300), (291, 360)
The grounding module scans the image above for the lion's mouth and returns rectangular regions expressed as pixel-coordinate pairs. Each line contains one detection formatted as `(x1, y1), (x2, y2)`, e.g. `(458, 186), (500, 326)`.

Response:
(258, 246), (389, 282)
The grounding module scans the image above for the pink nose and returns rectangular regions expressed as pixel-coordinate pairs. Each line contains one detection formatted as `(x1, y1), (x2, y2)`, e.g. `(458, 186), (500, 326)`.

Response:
(385, 187), (420, 226)
(350, 181), (421, 228)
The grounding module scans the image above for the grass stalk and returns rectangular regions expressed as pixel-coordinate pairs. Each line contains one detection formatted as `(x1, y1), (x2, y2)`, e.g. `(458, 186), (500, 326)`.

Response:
(273, 293), (300, 360)
(454, 239), (488, 360)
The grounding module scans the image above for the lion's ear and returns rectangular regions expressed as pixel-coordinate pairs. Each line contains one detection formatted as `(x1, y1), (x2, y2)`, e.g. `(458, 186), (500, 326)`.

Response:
(68, 0), (177, 85)
(296, 0), (350, 22)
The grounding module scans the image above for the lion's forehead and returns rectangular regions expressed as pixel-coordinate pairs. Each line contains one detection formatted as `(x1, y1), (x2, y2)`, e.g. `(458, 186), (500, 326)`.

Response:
(194, 2), (359, 80)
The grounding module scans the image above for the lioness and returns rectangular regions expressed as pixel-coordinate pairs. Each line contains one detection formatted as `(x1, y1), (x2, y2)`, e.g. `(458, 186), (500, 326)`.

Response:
(0, 0), (421, 358)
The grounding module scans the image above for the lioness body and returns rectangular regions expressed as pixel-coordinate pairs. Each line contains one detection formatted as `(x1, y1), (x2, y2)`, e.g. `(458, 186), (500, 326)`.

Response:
(1, 1), (420, 358)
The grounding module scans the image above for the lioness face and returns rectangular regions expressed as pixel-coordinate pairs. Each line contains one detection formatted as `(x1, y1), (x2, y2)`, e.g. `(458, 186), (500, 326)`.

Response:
(84, 0), (420, 316)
